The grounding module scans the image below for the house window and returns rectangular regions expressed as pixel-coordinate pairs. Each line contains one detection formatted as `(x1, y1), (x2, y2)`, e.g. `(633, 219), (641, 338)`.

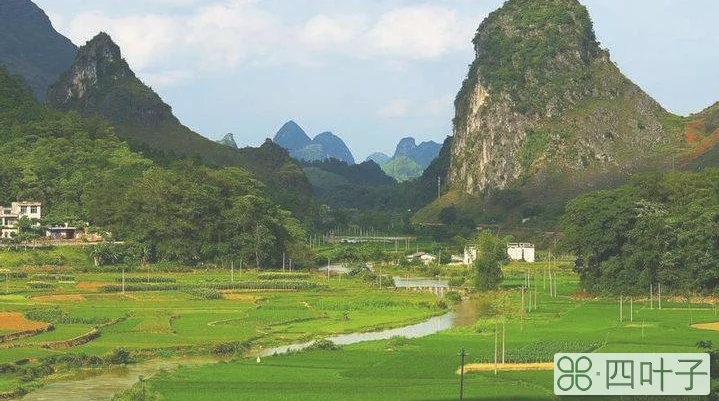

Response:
(30, 206), (38, 214)
(20, 206), (27, 214)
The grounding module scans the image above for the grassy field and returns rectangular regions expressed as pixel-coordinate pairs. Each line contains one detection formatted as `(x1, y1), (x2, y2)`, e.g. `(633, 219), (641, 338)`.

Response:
(139, 261), (718, 401)
(0, 260), (446, 395)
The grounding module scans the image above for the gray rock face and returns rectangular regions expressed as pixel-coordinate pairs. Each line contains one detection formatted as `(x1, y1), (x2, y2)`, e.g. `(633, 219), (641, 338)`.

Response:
(217, 133), (238, 149)
(450, 0), (672, 197)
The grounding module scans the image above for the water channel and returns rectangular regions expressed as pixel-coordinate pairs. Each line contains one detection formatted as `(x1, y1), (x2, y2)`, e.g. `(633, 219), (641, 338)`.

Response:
(21, 298), (481, 401)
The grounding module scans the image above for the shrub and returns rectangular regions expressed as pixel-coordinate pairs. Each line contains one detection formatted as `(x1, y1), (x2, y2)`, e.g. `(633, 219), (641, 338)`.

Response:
(212, 341), (246, 355)
(105, 347), (131, 365)
(444, 291), (463, 304)
(305, 339), (342, 351)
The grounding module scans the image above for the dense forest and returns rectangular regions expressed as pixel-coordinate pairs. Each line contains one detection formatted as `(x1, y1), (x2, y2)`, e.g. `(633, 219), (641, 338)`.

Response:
(561, 169), (719, 295)
(0, 66), (306, 267)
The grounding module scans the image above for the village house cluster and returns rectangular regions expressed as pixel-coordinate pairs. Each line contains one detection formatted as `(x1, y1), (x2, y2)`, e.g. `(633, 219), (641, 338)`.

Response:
(0, 202), (81, 241)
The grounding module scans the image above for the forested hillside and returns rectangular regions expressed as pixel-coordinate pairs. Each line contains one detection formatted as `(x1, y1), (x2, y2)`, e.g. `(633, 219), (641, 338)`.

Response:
(0, 66), (306, 266)
(562, 169), (719, 295)
(47, 33), (315, 218)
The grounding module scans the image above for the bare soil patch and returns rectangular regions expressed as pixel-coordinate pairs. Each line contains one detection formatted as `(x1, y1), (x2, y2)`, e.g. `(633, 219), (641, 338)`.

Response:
(33, 294), (86, 302)
(692, 322), (719, 331)
(221, 292), (260, 302)
(460, 362), (554, 373)
(0, 312), (49, 331)
(76, 281), (112, 290)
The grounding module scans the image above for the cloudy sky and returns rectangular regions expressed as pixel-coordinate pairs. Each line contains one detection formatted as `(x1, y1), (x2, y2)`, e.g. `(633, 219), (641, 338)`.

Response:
(34, 0), (719, 160)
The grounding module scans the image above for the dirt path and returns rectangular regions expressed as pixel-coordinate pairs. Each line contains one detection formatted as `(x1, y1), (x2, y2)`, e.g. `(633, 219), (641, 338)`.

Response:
(692, 322), (719, 331)
(460, 362), (554, 373)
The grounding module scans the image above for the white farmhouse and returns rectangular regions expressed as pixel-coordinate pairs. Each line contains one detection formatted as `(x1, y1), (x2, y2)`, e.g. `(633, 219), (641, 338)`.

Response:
(0, 202), (42, 239)
(507, 243), (535, 263)
(463, 246), (477, 265)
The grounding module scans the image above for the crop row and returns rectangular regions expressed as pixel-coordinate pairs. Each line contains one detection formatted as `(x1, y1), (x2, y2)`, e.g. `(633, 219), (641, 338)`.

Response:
(476, 340), (606, 363)
(257, 272), (310, 280)
(27, 281), (56, 289)
(0, 272), (28, 280)
(183, 288), (223, 300)
(113, 276), (177, 283)
(31, 273), (75, 281)
(100, 280), (324, 293)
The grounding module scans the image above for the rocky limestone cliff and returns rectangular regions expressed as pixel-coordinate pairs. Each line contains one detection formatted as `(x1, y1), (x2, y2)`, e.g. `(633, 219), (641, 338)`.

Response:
(450, 0), (675, 197)
(217, 133), (239, 149)
(47, 32), (174, 127)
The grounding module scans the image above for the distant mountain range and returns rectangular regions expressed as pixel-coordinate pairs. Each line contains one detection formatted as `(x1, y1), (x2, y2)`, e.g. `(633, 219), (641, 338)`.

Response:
(273, 121), (442, 181)
(273, 121), (355, 165)
(365, 137), (442, 181)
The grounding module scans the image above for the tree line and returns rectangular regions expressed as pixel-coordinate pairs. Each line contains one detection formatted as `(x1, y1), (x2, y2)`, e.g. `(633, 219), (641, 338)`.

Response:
(561, 169), (719, 295)
(0, 66), (307, 267)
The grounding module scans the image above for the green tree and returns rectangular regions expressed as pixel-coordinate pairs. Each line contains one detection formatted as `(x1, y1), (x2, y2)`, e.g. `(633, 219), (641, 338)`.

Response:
(473, 231), (506, 290)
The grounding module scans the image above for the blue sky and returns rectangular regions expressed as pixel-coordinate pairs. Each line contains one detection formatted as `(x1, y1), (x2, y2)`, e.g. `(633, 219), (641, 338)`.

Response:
(34, 0), (719, 160)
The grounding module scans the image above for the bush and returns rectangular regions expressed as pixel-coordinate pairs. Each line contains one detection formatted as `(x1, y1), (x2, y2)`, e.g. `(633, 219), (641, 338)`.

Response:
(444, 291), (463, 304)
(305, 339), (342, 352)
(212, 341), (246, 355)
(105, 347), (131, 365)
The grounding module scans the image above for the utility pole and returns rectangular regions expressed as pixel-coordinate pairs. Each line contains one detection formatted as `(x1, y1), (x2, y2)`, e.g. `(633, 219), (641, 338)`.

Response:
(520, 286), (525, 333)
(494, 321), (498, 375)
(501, 317), (506, 364)
(327, 258), (331, 280)
(437, 176), (441, 200)
(458, 348), (468, 401)
(282, 252), (285, 272)
(658, 283), (662, 310)
(650, 284), (653, 309)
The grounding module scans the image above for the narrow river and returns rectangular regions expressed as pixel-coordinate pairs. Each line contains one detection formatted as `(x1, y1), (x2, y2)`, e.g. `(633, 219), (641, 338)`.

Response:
(22, 299), (480, 401)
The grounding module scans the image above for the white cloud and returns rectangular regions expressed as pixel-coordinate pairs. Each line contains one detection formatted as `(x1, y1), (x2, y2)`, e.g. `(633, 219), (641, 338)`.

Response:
(52, 1), (476, 86)
(420, 95), (454, 117)
(377, 99), (411, 118)
(364, 5), (471, 59)
(141, 69), (194, 87)
(299, 14), (366, 51)
(66, 12), (182, 70)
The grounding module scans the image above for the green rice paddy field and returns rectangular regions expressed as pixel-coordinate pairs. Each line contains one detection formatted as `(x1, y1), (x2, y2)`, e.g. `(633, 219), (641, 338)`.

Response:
(0, 254), (716, 400)
(143, 263), (719, 401)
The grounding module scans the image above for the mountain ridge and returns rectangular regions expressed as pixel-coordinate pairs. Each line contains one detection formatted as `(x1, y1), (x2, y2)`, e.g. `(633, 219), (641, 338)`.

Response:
(47, 32), (316, 217)
(0, 0), (77, 101)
